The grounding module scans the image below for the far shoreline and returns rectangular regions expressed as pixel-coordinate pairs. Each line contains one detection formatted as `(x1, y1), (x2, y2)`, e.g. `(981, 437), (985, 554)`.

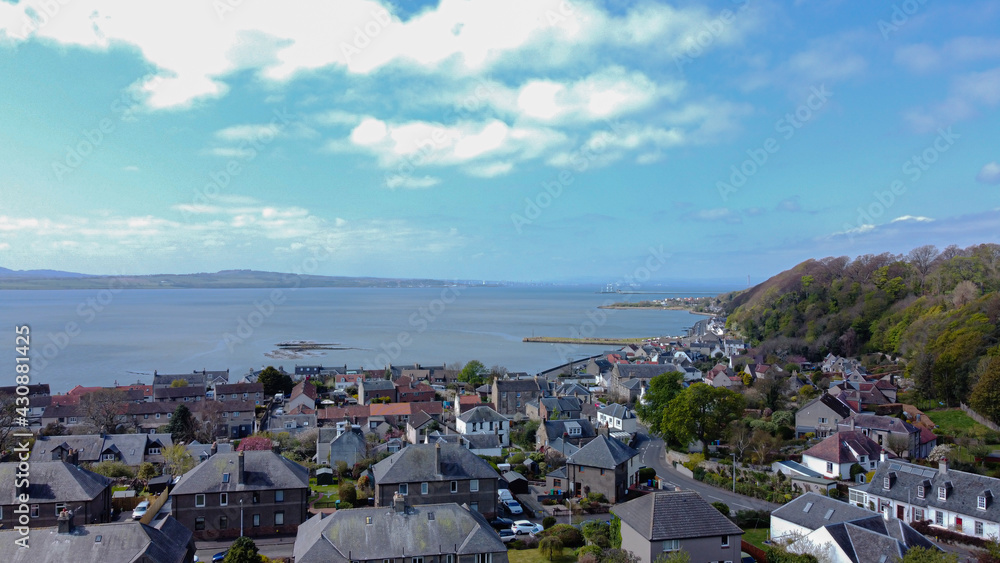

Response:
(598, 305), (715, 316)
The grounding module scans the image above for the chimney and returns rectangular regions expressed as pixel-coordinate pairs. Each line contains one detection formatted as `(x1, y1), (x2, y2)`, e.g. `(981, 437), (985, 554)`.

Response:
(211, 442), (218, 456)
(850, 418), (855, 431)
(57, 508), (74, 534)
(393, 492), (406, 513)
(238, 451), (246, 484)
(435, 442), (442, 475)
(939, 458), (948, 475)
(880, 451), (887, 463)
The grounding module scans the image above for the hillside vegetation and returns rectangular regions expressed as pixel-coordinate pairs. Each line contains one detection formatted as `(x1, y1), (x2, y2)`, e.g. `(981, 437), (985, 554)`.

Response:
(723, 244), (1000, 407)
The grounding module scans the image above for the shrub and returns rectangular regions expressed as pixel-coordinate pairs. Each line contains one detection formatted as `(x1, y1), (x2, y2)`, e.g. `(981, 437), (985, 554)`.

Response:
(692, 466), (706, 481)
(542, 516), (557, 529)
(733, 509), (770, 529)
(536, 524), (585, 548)
(338, 482), (358, 505)
(711, 501), (730, 516)
(638, 467), (656, 482)
(577, 545), (604, 560)
(539, 537), (563, 561)
(586, 492), (608, 504)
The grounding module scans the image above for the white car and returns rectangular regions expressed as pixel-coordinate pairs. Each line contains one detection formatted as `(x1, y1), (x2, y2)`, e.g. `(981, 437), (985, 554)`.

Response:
(502, 499), (523, 515)
(511, 520), (543, 535)
(497, 489), (514, 502)
(131, 500), (150, 520)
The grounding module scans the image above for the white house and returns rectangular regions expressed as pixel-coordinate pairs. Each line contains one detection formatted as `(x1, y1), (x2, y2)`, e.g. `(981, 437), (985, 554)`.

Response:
(456, 405), (510, 447)
(800, 430), (883, 480)
(596, 403), (637, 435)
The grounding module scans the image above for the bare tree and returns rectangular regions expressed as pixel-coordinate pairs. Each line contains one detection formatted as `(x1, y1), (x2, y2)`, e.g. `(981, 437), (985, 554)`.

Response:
(907, 245), (939, 277)
(886, 433), (911, 459)
(80, 389), (128, 434)
(953, 280), (979, 307)
(749, 429), (777, 465)
(727, 421), (753, 462)
(195, 400), (226, 442)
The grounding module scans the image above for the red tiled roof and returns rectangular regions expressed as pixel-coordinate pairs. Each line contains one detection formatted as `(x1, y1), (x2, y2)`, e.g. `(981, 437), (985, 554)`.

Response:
(803, 430), (884, 464)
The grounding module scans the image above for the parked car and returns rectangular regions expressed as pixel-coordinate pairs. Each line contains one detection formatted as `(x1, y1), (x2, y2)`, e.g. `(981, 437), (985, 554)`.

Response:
(511, 520), (543, 535)
(498, 488), (514, 502)
(497, 529), (517, 543)
(212, 551), (228, 562)
(131, 500), (150, 520)
(502, 499), (523, 515)
(490, 517), (515, 530)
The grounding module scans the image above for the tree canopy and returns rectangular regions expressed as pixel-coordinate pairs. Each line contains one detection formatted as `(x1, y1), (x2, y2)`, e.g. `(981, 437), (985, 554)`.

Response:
(635, 371), (684, 436)
(163, 404), (198, 443)
(224, 536), (261, 563)
(663, 383), (746, 456)
(457, 360), (488, 386)
(258, 366), (294, 396)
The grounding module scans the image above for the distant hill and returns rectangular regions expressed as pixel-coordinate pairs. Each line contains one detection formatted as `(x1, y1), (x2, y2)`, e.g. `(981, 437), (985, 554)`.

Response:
(0, 268), (458, 290)
(722, 244), (1000, 406)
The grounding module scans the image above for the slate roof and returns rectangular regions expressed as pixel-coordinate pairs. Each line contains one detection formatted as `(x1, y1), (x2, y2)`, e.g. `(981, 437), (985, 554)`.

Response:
(555, 383), (591, 397)
(567, 434), (638, 470)
(772, 492), (874, 533)
(372, 443), (500, 484)
(803, 393), (855, 419)
(458, 405), (508, 424)
(841, 414), (919, 435)
(598, 403), (635, 420)
(540, 396), (582, 414)
(494, 377), (547, 393)
(170, 450), (309, 495)
(293, 502), (506, 563)
(0, 461), (112, 504)
(215, 382), (264, 395)
(614, 364), (680, 380)
(866, 459), (1000, 523)
(0, 515), (192, 563)
(543, 419), (596, 441)
(802, 430), (883, 464)
(464, 433), (502, 450)
(153, 386), (205, 400)
(611, 490), (743, 541)
(362, 380), (396, 391)
(808, 515), (937, 563)
(31, 433), (173, 466)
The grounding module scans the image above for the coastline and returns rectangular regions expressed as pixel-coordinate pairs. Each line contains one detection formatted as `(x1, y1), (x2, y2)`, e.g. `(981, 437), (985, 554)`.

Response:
(597, 305), (715, 316)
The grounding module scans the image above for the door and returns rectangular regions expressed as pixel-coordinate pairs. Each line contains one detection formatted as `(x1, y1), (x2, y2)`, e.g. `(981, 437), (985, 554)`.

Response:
(897, 505), (905, 520)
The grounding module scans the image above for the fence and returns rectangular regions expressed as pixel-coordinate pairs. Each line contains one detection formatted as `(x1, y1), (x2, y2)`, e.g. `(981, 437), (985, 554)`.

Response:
(960, 403), (1000, 433)
(742, 539), (768, 563)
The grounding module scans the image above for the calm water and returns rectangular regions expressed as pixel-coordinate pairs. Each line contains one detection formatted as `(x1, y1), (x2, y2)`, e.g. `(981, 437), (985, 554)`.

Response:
(0, 286), (712, 393)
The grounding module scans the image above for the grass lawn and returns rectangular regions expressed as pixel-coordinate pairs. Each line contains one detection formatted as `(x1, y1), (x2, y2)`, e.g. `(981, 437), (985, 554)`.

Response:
(926, 409), (991, 438)
(742, 528), (770, 550)
(507, 548), (577, 563)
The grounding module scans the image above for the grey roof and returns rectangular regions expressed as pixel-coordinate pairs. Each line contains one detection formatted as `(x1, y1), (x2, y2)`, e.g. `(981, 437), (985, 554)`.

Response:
(772, 492), (874, 533)
(614, 364), (680, 380)
(494, 377), (547, 393)
(598, 403), (635, 420)
(841, 414), (919, 435)
(171, 450), (309, 495)
(866, 459), (1000, 522)
(372, 443), (500, 484)
(812, 515), (937, 563)
(458, 405), (509, 424)
(186, 441), (234, 461)
(547, 438), (580, 457)
(611, 490), (743, 541)
(0, 516), (192, 563)
(543, 419), (596, 440)
(407, 411), (435, 429)
(362, 380), (396, 391)
(503, 471), (527, 483)
(540, 396), (582, 413)
(567, 434), (638, 469)
(32, 433), (174, 466)
(555, 383), (591, 396)
(464, 434), (501, 450)
(0, 461), (112, 504)
(293, 502), (506, 563)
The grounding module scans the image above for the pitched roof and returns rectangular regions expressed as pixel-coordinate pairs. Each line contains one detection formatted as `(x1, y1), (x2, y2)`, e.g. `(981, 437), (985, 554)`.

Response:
(170, 450), (309, 495)
(567, 434), (638, 469)
(293, 502), (506, 563)
(614, 364), (680, 380)
(0, 461), (112, 504)
(32, 434), (174, 466)
(458, 406), (508, 424)
(598, 403), (635, 420)
(493, 377), (547, 393)
(543, 419), (596, 440)
(362, 380), (396, 392)
(841, 414), (918, 435)
(0, 516), (192, 563)
(866, 459), (1000, 522)
(802, 430), (883, 464)
(803, 393), (855, 418)
(292, 380), (319, 400)
(771, 492), (874, 532)
(611, 490), (743, 541)
(810, 515), (936, 563)
(372, 443), (500, 484)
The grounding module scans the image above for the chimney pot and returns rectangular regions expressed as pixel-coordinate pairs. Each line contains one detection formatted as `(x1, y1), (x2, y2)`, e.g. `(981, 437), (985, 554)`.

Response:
(57, 508), (74, 534)
(939, 458), (948, 475)
(435, 443), (442, 475)
(393, 492), (406, 513)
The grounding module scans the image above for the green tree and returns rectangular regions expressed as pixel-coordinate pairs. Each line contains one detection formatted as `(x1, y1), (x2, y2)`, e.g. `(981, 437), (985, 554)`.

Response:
(539, 537), (563, 561)
(164, 404), (198, 444)
(137, 462), (158, 484)
(609, 515), (622, 549)
(80, 388), (128, 434)
(711, 501), (730, 516)
(162, 443), (195, 476)
(339, 481), (358, 506)
(258, 366), (294, 396)
(89, 460), (136, 479)
(895, 546), (959, 563)
(653, 551), (691, 563)
(511, 420), (540, 450)
(224, 536), (261, 563)
(969, 357), (1000, 425)
(458, 360), (488, 386)
(170, 379), (189, 388)
(663, 384), (746, 456)
(635, 372), (684, 436)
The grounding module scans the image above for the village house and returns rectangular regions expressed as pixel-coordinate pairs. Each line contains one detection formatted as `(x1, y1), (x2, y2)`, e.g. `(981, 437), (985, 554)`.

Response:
(370, 443), (500, 518)
(214, 382), (264, 404)
(456, 405), (510, 447)
(524, 396), (582, 421)
(293, 497), (508, 563)
(31, 433), (173, 468)
(611, 490), (744, 563)
(0, 461), (113, 529)
(394, 376), (436, 403)
(771, 492), (880, 542)
(537, 418), (597, 450)
(801, 430), (884, 480)
(170, 450), (309, 540)
(358, 379), (397, 404)
(286, 380), (319, 412)
(563, 434), (639, 503)
(596, 403), (637, 435)
(838, 414), (936, 459)
(795, 393), (856, 438)
(492, 377), (549, 416)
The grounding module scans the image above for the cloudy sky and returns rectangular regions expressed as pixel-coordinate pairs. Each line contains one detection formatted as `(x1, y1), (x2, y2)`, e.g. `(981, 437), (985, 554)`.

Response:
(1, 0), (998, 285)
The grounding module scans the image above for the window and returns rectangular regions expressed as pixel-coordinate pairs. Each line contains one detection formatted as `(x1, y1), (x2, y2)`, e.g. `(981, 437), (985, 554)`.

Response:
(917, 485), (925, 499)
(222, 473), (230, 483)
(884, 477), (891, 490)
(601, 469), (605, 476)
(220, 493), (228, 506)
(412, 557), (424, 563)
(55, 503), (66, 516)
(102, 453), (116, 461)
(421, 482), (428, 495)
(144, 414), (149, 419)
(935, 511), (944, 525)
(976, 521), (984, 536)
(253, 514), (260, 527)
(818, 417), (827, 424)
(233, 411), (240, 418)
(553, 479), (562, 487)
(475, 555), (492, 563)
(399, 484), (408, 495)
(956, 517), (963, 532)
(220, 515), (228, 529)
(914, 508), (924, 521)
(721, 535), (730, 547)
(252, 492), (260, 504)
(30, 505), (39, 518)
(275, 511), (284, 526)
(470, 480), (479, 492)
(445, 556), (454, 563)
(662, 539), (680, 552)
(276, 490), (284, 502)
(367, 517), (374, 525)
(938, 487), (947, 501)
(451, 481), (458, 493)
(195, 494), (206, 507)
(195, 517), (205, 531)
(471, 502), (478, 512)
(148, 447), (160, 455)
(979, 496), (987, 510)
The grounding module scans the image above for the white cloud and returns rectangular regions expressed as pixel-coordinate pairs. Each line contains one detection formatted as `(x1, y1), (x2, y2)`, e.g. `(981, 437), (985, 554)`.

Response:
(693, 208), (741, 223)
(904, 66), (1000, 132)
(890, 215), (933, 223)
(203, 147), (257, 158)
(977, 161), (1000, 185)
(895, 37), (1000, 74)
(385, 175), (440, 189)
(215, 123), (282, 142)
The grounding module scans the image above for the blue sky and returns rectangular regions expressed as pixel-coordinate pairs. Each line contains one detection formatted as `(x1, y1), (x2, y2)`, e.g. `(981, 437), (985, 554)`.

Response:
(1, 0), (999, 286)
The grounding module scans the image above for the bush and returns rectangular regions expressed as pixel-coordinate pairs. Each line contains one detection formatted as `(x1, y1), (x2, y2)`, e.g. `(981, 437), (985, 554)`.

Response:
(586, 492), (608, 504)
(542, 516), (557, 529)
(539, 537), (563, 561)
(577, 545), (604, 560)
(733, 509), (770, 529)
(692, 466), (706, 481)
(711, 501), (730, 516)
(338, 482), (358, 505)
(536, 524), (585, 548)
(88, 461), (136, 479)
(638, 467), (656, 482)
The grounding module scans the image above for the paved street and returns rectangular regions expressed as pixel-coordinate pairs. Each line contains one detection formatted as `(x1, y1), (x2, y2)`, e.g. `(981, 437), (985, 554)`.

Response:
(634, 432), (780, 513)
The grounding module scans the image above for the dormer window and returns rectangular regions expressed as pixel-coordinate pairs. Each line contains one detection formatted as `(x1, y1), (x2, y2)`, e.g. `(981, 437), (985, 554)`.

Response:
(939, 485), (948, 501)
(884, 477), (891, 490)
(979, 496), (988, 510)
(917, 485), (925, 499)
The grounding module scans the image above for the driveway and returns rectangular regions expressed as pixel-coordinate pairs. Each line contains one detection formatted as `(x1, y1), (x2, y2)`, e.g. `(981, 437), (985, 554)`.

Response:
(634, 432), (780, 513)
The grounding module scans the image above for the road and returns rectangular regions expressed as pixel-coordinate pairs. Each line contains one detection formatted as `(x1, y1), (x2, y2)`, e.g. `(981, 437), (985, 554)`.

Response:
(634, 432), (780, 513)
